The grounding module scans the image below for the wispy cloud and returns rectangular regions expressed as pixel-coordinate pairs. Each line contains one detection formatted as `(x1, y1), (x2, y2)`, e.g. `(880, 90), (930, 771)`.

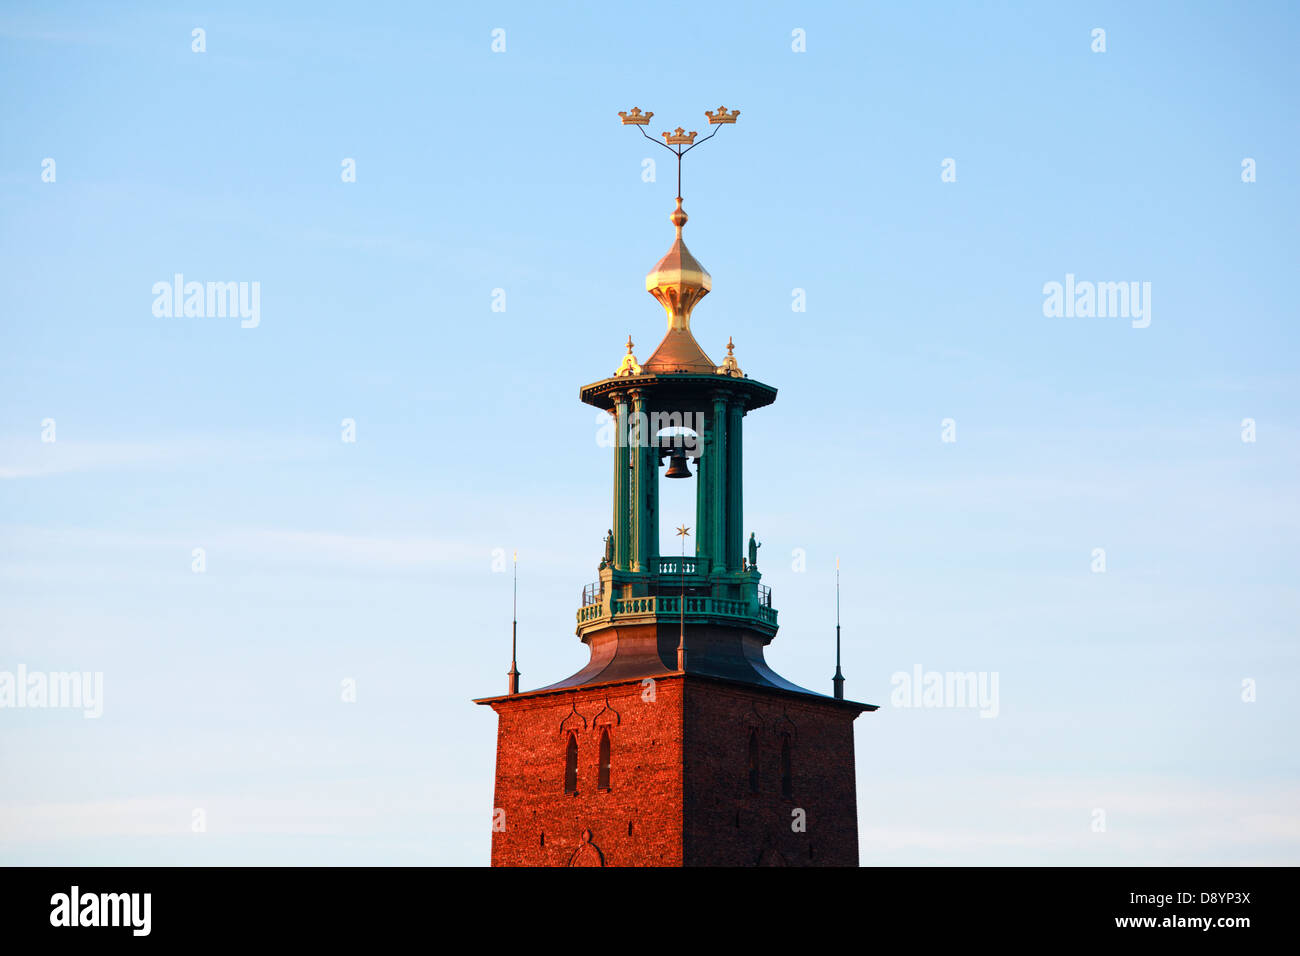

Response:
(0, 437), (315, 480)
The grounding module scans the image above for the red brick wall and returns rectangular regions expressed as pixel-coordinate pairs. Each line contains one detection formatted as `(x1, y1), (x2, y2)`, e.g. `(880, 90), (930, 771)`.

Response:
(486, 676), (862, 867)
(488, 677), (685, 867)
(682, 681), (861, 866)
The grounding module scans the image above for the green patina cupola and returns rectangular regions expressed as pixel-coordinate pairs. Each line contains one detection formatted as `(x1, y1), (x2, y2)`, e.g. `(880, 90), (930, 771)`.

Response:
(520, 193), (836, 698)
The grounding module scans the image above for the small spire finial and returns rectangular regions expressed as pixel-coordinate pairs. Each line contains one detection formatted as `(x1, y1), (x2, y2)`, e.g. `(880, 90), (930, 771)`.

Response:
(716, 335), (744, 377)
(614, 334), (643, 377)
(833, 557), (845, 700)
(676, 524), (691, 671)
(670, 196), (687, 238)
(508, 550), (521, 695)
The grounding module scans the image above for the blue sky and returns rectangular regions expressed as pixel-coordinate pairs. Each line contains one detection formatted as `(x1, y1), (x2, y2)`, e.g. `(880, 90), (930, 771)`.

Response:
(1, 0), (1297, 865)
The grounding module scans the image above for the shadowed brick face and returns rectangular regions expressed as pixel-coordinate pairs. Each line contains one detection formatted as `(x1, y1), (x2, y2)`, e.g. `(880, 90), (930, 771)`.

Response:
(683, 682), (860, 867)
(487, 675), (861, 867)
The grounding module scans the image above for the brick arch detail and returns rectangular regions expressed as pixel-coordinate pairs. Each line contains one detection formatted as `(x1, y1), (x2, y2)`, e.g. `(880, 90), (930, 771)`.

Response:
(568, 828), (605, 867)
(558, 702), (588, 737)
(593, 697), (621, 729)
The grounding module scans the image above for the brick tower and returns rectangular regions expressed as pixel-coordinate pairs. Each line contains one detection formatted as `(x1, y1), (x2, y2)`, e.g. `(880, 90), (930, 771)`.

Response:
(475, 108), (875, 867)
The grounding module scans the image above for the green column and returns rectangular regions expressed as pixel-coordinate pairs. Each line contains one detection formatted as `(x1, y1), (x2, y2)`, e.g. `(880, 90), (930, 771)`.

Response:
(612, 394), (630, 570)
(630, 391), (657, 572)
(644, 411), (659, 573)
(727, 401), (744, 570)
(694, 426), (710, 568)
(710, 393), (728, 573)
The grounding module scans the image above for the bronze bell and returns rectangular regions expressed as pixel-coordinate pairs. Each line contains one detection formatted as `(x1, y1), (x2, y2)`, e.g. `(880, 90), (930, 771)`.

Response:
(664, 449), (692, 479)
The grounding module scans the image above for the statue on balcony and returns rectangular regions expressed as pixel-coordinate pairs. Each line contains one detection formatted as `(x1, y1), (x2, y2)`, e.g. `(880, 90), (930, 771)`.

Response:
(600, 529), (614, 569)
(748, 532), (761, 570)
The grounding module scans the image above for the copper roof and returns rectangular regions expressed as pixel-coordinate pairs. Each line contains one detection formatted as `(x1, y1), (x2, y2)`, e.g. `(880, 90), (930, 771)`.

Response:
(642, 328), (716, 373)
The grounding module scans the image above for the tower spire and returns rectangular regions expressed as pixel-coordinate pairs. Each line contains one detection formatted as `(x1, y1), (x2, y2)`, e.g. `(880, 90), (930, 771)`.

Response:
(507, 550), (520, 694)
(676, 524), (690, 671)
(619, 105), (739, 374)
(833, 556), (845, 699)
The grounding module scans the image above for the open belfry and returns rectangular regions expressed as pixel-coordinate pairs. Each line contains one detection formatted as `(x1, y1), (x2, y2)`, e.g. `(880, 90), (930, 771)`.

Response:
(475, 107), (876, 867)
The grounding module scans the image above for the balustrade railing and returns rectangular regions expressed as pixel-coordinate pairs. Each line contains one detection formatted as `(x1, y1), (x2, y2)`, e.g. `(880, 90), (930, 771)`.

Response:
(576, 578), (776, 628)
(657, 556), (702, 576)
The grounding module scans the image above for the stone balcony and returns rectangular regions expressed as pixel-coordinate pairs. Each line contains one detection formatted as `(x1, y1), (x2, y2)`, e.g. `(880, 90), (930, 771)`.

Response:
(576, 558), (777, 637)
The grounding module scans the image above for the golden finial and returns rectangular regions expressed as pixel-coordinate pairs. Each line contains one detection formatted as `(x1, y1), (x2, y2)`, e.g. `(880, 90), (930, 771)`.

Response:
(618, 107), (653, 125)
(645, 196), (711, 335)
(676, 524), (691, 538)
(662, 127), (698, 145)
(614, 334), (642, 377)
(669, 196), (688, 236)
(705, 106), (740, 124)
(716, 335), (744, 377)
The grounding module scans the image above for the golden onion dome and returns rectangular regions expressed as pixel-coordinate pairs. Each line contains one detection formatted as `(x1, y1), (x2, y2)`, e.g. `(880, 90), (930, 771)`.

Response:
(642, 198), (716, 374)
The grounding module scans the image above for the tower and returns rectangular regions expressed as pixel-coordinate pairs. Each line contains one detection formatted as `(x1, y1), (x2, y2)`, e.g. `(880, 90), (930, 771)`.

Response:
(475, 107), (876, 867)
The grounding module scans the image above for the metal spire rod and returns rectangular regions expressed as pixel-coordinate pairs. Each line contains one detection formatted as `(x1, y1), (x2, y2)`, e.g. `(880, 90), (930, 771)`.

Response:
(833, 556), (845, 700)
(676, 524), (691, 671)
(508, 550), (520, 694)
(633, 122), (724, 198)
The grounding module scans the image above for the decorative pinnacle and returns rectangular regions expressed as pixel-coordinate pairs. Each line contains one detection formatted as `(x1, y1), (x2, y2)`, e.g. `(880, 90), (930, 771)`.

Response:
(662, 127), (698, 145)
(670, 197), (687, 235)
(618, 107), (653, 125)
(614, 334), (642, 377)
(508, 548), (520, 695)
(705, 106), (740, 124)
(716, 334), (743, 377)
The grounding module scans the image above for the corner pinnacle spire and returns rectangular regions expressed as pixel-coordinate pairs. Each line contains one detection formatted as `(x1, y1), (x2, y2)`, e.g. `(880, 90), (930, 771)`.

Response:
(507, 550), (520, 695)
(833, 556), (845, 699)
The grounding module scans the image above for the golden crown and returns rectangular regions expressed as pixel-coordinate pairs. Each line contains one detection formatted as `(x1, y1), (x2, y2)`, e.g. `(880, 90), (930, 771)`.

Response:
(662, 127), (698, 145)
(705, 106), (740, 124)
(618, 107), (653, 126)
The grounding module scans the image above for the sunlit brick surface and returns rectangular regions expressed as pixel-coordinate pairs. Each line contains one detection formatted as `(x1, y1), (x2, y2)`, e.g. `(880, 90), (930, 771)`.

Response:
(487, 675), (860, 867)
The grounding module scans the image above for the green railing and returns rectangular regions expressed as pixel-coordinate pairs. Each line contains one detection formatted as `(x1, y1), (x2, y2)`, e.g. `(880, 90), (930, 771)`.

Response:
(657, 556), (703, 576)
(576, 594), (777, 628)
